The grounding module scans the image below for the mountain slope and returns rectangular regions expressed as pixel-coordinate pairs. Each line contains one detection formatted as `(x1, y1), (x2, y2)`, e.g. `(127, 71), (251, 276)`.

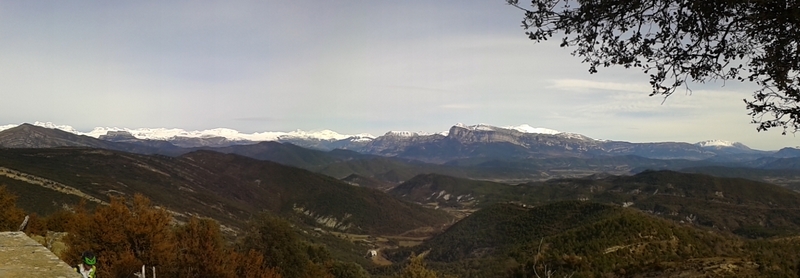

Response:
(199, 141), (347, 169)
(385, 201), (800, 277)
(180, 151), (451, 234)
(0, 148), (450, 235)
(389, 174), (528, 208)
(523, 170), (800, 237)
(680, 166), (800, 189)
(340, 174), (394, 191)
(388, 170), (800, 237)
(0, 124), (164, 154)
(761, 157), (800, 169)
(774, 147), (800, 158)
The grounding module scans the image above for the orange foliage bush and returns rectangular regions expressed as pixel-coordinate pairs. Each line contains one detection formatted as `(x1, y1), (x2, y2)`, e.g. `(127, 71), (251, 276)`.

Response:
(61, 194), (282, 278)
(231, 249), (283, 278)
(0, 185), (25, 231)
(44, 208), (75, 232)
(23, 213), (47, 236)
(63, 194), (175, 277)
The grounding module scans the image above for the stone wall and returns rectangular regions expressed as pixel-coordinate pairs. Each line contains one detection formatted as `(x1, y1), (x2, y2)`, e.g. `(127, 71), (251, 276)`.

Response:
(0, 232), (79, 277)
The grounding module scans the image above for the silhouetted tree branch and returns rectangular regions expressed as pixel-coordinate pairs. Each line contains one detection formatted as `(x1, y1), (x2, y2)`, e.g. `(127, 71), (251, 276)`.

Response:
(508, 0), (800, 133)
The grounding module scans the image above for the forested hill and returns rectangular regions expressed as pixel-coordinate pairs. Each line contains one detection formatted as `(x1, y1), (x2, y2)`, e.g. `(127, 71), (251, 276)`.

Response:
(524, 170), (800, 237)
(0, 148), (451, 235)
(385, 201), (800, 277)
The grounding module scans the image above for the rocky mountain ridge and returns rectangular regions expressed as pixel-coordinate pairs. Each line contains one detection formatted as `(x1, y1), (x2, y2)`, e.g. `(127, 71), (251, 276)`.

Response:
(361, 125), (772, 162)
(0, 122), (793, 163)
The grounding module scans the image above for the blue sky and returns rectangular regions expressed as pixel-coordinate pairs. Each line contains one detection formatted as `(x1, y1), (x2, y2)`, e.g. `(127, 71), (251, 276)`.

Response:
(1, 1), (797, 150)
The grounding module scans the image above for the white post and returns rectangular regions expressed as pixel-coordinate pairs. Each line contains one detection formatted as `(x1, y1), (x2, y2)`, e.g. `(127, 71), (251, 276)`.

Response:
(142, 265), (146, 278)
(152, 266), (156, 278)
(18, 215), (29, 231)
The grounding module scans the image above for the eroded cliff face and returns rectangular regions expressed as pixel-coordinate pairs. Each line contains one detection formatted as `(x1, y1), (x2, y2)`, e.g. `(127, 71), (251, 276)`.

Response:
(359, 125), (718, 162)
(380, 125), (604, 162)
(446, 125), (599, 151)
(446, 125), (527, 145)
(361, 132), (446, 156)
(292, 204), (354, 231)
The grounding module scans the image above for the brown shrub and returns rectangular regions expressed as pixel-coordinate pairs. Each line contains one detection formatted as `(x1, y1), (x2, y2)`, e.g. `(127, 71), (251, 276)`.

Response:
(0, 185), (25, 231)
(63, 194), (176, 277)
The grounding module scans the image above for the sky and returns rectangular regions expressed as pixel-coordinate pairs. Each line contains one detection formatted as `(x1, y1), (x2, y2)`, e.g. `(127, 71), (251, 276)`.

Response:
(0, 1), (797, 150)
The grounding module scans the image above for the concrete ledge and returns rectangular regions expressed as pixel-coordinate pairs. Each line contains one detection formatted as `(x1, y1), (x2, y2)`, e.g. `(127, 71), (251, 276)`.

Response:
(0, 231), (79, 278)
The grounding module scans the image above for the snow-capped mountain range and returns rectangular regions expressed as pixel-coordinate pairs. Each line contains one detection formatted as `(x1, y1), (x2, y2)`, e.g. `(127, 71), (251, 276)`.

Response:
(0, 121), (746, 150)
(0, 122), (568, 142)
(457, 123), (561, 135)
(0, 121), (789, 163)
(0, 121), (377, 143)
(696, 140), (740, 148)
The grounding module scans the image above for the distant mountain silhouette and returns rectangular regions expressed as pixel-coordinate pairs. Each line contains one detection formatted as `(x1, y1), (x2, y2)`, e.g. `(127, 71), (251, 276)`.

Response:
(0, 123), (165, 154)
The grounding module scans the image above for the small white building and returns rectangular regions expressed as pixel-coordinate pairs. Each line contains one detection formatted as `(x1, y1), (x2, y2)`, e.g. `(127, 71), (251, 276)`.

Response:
(367, 249), (378, 258)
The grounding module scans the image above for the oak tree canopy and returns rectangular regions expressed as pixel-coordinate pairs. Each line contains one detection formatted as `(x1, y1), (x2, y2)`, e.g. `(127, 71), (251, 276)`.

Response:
(508, 0), (800, 133)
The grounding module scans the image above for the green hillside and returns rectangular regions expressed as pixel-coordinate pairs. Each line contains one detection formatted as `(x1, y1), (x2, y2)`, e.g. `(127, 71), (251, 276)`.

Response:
(389, 173), (529, 208)
(316, 154), (729, 185)
(341, 174), (395, 191)
(524, 170), (800, 237)
(388, 170), (800, 238)
(385, 201), (800, 277)
(681, 166), (800, 190)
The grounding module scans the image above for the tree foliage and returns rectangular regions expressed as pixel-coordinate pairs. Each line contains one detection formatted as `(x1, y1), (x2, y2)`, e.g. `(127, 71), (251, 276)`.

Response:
(172, 217), (232, 277)
(63, 194), (177, 277)
(238, 212), (335, 278)
(0, 185), (25, 231)
(61, 194), (282, 278)
(4, 186), (376, 278)
(328, 261), (371, 278)
(397, 255), (442, 278)
(508, 0), (800, 133)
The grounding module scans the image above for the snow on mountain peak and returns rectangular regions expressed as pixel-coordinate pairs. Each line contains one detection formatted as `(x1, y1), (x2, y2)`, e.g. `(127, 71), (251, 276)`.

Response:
(283, 129), (352, 141)
(454, 123), (561, 135)
(504, 124), (561, 135)
(106, 127), (373, 142)
(1, 122), (375, 142)
(33, 121), (80, 134)
(696, 140), (738, 148)
(0, 124), (17, 132)
(385, 131), (431, 137)
(452, 123), (501, 132)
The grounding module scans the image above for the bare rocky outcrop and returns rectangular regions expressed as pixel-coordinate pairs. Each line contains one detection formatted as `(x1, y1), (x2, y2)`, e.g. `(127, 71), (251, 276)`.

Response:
(292, 204), (354, 231)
